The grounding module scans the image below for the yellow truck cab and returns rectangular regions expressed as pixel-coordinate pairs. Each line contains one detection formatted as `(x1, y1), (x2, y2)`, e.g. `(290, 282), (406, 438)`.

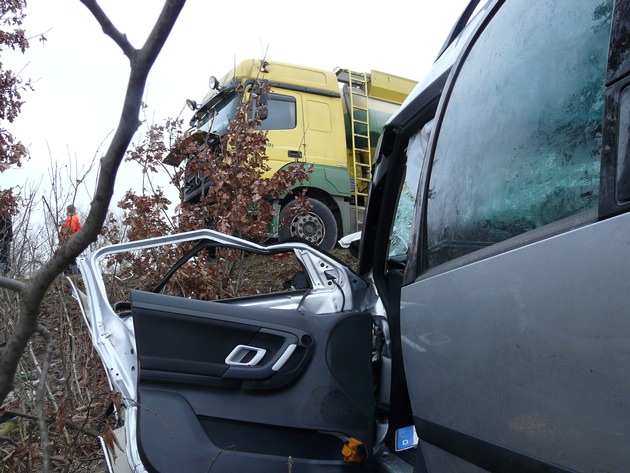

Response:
(181, 59), (416, 250)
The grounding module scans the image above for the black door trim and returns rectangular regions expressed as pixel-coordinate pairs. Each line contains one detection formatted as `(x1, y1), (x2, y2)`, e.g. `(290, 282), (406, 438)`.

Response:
(414, 417), (577, 473)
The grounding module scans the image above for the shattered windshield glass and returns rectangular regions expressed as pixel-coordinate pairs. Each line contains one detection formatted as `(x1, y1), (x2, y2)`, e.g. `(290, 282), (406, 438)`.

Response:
(424, 0), (609, 268)
(388, 120), (433, 260)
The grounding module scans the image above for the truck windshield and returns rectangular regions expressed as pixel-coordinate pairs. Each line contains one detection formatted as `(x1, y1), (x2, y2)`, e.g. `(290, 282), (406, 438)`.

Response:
(197, 90), (240, 136)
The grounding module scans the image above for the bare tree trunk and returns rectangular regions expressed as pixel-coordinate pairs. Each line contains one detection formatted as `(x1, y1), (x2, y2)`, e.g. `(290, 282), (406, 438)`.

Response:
(0, 0), (187, 407)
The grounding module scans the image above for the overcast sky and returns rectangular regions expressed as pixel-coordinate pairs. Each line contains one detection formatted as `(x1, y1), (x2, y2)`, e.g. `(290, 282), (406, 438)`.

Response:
(2, 0), (472, 216)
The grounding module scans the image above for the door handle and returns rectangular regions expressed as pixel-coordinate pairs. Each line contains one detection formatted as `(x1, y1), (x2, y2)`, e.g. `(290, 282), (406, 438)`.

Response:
(225, 345), (266, 367)
(288, 150), (302, 158)
(271, 344), (297, 372)
(223, 330), (299, 380)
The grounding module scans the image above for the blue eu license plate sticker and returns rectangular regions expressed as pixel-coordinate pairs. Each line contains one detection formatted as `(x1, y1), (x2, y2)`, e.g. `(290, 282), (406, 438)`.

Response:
(395, 425), (418, 451)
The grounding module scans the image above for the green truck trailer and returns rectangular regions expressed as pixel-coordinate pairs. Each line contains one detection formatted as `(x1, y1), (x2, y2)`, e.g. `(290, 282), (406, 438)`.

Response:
(175, 59), (416, 250)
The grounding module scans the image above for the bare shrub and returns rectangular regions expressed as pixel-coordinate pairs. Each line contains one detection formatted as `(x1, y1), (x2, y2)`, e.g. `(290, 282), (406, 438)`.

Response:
(113, 86), (312, 299)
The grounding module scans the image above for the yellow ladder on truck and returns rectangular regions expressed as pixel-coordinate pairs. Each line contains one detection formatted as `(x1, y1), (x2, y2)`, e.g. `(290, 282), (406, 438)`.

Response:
(336, 69), (372, 231)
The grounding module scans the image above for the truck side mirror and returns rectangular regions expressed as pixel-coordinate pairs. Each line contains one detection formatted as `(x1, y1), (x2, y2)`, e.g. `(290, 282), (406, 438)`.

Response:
(257, 92), (269, 120)
(256, 105), (268, 120)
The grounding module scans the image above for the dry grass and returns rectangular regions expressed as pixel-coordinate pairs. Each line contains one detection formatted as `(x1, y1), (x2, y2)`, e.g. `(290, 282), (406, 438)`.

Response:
(0, 277), (116, 473)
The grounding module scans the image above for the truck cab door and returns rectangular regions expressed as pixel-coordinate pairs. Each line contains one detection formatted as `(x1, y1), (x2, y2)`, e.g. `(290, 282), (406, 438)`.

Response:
(257, 91), (307, 176)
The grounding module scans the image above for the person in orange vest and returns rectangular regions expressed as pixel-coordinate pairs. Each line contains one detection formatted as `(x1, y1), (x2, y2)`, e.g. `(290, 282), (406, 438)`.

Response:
(60, 204), (82, 274)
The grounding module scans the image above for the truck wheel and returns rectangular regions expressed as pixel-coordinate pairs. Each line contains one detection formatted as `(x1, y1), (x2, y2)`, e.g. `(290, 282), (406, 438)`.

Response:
(278, 198), (338, 251)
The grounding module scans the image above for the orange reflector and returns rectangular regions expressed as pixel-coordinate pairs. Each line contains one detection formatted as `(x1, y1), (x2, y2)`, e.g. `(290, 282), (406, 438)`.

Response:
(342, 437), (367, 463)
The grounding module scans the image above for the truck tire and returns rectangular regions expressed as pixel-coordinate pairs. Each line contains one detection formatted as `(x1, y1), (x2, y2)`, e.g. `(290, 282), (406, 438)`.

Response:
(278, 198), (338, 251)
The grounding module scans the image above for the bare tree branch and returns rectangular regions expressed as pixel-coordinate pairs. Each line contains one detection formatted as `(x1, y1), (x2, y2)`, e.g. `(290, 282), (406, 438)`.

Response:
(0, 0), (187, 407)
(1, 409), (102, 438)
(78, 0), (135, 60)
(0, 276), (26, 293)
(35, 324), (54, 473)
(0, 434), (19, 447)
